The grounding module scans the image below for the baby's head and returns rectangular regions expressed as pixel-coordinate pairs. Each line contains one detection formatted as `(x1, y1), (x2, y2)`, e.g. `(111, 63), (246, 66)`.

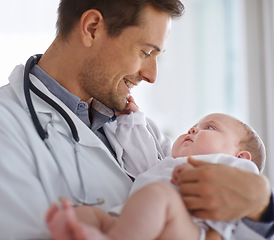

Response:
(171, 113), (266, 172)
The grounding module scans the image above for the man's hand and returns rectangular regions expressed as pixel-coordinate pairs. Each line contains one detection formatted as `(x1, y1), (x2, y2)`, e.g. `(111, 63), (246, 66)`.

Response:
(176, 156), (271, 221)
(171, 162), (194, 185)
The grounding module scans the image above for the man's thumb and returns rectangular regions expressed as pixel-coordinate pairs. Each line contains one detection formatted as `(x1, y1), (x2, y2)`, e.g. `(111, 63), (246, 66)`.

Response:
(187, 156), (208, 167)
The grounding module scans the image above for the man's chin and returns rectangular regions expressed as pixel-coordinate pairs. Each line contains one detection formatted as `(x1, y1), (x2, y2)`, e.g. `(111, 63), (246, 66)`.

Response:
(117, 100), (128, 111)
(111, 102), (127, 113)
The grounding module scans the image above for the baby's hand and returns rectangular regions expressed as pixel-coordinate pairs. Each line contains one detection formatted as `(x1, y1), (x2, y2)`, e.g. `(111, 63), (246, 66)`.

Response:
(116, 95), (139, 116)
(171, 161), (194, 185)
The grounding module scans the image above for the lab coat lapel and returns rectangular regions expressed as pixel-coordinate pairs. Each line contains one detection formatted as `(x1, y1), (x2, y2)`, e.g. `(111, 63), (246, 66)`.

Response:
(9, 64), (114, 151)
(9, 64), (52, 114)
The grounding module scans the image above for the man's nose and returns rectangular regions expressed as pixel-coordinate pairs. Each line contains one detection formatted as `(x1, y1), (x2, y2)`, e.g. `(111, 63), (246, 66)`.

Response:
(139, 58), (157, 83)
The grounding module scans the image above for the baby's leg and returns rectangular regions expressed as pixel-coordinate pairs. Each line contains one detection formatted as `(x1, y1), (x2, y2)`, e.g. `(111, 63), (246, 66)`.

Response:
(107, 182), (201, 240)
(46, 201), (75, 240)
(74, 204), (117, 233)
(69, 207), (119, 240)
(68, 221), (111, 240)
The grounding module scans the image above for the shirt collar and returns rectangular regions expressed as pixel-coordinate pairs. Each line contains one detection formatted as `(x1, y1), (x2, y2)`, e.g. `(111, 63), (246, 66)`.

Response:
(30, 65), (116, 126)
(30, 65), (81, 114)
(91, 98), (115, 118)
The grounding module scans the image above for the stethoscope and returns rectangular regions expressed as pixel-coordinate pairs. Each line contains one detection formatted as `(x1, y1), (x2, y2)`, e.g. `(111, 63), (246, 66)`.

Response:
(24, 55), (104, 206)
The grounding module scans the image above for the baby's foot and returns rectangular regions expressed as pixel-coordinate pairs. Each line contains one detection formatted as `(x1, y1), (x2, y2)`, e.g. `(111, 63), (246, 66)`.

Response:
(71, 222), (111, 240)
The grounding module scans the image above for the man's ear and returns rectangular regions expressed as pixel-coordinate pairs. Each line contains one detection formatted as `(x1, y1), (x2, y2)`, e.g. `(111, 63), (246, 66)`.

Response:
(80, 9), (104, 47)
(237, 150), (252, 160)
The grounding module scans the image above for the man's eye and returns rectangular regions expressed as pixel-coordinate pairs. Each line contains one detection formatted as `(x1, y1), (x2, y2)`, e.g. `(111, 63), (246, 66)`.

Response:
(141, 50), (152, 58)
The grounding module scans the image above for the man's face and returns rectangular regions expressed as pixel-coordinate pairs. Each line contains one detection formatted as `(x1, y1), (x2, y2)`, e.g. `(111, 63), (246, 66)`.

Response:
(172, 113), (243, 158)
(80, 5), (171, 111)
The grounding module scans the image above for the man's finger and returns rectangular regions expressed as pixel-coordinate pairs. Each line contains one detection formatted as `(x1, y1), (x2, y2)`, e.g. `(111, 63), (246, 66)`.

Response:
(176, 166), (205, 184)
(181, 196), (203, 210)
(187, 156), (213, 167)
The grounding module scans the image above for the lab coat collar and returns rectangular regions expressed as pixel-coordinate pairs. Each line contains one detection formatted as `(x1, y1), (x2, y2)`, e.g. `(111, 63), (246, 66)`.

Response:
(8, 64), (114, 151)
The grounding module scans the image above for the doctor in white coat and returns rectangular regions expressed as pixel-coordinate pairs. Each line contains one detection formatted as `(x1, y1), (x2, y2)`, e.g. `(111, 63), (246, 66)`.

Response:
(0, 64), (135, 238)
(0, 1), (180, 239)
(0, 0), (273, 239)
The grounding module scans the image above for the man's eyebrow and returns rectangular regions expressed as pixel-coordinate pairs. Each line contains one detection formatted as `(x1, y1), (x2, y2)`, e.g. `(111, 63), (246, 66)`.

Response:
(144, 43), (163, 52)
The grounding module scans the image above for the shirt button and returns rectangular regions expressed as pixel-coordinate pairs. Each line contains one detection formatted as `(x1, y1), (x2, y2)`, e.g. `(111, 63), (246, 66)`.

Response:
(78, 102), (87, 110)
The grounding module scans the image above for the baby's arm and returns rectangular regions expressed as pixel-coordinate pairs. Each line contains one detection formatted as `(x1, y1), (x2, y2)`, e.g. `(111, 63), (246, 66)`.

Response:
(114, 96), (162, 177)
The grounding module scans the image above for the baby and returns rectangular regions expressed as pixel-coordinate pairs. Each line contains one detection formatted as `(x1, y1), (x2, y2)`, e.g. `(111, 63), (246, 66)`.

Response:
(46, 99), (265, 240)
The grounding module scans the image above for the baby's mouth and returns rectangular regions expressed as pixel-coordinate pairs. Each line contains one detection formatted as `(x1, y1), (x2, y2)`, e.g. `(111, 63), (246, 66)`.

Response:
(183, 136), (193, 143)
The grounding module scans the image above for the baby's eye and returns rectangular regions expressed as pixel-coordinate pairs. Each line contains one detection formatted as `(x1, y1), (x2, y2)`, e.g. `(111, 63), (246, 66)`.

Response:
(205, 125), (215, 130)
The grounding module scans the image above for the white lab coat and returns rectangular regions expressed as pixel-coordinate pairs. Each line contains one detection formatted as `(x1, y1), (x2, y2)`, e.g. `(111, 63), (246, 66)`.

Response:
(0, 65), (157, 239)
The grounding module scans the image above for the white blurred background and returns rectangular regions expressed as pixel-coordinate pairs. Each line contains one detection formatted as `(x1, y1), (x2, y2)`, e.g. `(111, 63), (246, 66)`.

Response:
(0, 0), (273, 185)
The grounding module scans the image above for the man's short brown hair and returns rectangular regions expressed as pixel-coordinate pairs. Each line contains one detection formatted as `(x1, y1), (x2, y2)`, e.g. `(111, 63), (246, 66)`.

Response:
(56, 0), (184, 38)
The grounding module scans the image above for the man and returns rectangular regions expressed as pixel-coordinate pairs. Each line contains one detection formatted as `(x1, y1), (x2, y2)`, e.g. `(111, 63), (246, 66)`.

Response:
(0, 0), (272, 239)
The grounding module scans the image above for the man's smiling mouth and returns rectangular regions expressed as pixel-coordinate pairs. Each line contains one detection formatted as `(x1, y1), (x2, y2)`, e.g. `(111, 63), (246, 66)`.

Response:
(125, 79), (135, 89)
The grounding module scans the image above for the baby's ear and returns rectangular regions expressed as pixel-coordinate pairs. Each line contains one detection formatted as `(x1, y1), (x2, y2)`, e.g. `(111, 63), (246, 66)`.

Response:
(237, 151), (251, 160)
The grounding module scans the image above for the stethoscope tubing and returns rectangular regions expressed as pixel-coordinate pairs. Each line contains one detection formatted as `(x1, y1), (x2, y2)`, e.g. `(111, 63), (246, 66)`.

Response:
(23, 55), (105, 206)
(24, 55), (79, 142)
(24, 54), (48, 140)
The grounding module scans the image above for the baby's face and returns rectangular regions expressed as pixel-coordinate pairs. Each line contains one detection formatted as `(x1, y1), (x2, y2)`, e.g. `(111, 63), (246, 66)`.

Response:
(171, 113), (243, 158)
